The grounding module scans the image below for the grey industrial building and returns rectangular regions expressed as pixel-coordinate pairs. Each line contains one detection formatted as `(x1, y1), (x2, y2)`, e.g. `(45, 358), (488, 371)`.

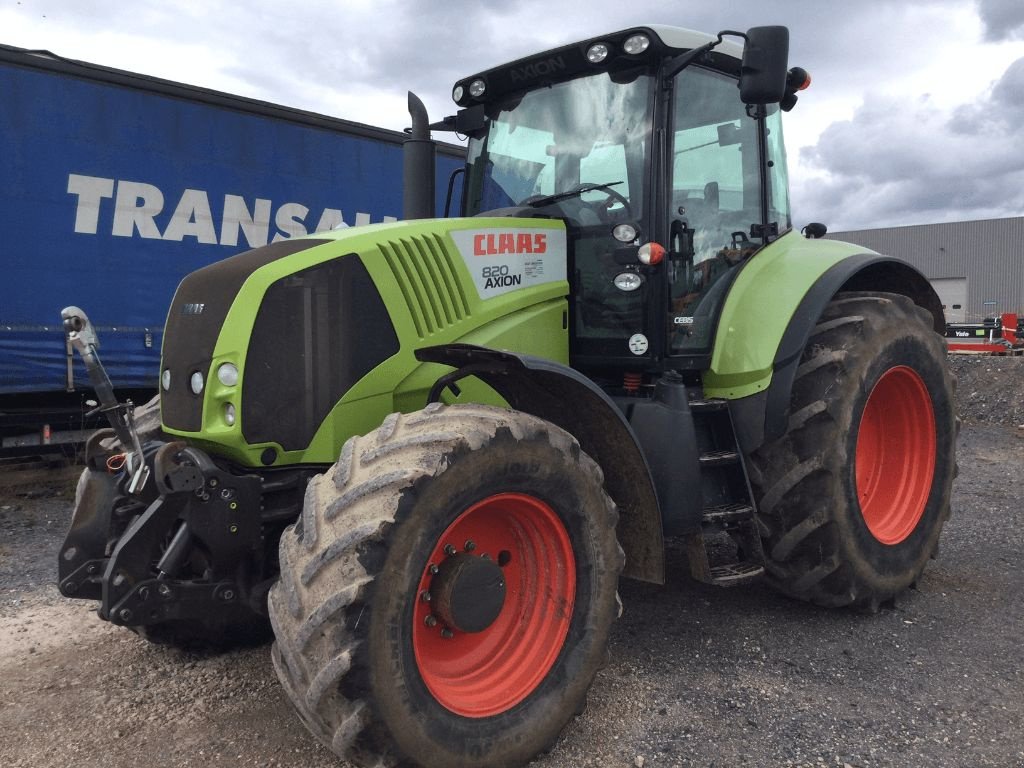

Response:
(826, 216), (1024, 324)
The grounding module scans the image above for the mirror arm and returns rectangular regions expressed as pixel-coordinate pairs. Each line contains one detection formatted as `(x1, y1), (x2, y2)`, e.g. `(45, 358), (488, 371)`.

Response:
(664, 30), (742, 79)
(428, 115), (458, 132)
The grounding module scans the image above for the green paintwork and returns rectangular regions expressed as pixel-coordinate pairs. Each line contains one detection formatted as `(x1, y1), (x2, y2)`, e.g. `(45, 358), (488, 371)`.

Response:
(163, 217), (569, 467)
(703, 231), (878, 399)
(162, 213), (881, 467)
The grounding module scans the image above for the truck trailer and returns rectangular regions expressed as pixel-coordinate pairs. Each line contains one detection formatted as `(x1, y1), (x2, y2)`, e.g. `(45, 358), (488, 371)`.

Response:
(0, 44), (464, 448)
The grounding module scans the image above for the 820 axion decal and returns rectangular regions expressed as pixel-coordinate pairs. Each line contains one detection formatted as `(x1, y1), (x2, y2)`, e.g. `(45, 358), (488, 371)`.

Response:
(451, 227), (567, 300)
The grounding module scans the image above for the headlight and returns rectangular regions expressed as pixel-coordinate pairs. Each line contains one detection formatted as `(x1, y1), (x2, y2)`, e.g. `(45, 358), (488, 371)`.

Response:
(217, 362), (239, 386)
(468, 79), (486, 98)
(161, 369), (171, 391)
(452, 84), (465, 103)
(190, 371), (205, 395)
(613, 224), (638, 243)
(614, 272), (643, 292)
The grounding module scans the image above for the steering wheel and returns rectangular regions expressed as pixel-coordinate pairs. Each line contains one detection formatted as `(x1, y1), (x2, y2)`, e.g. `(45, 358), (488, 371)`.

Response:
(570, 183), (634, 223)
(520, 183), (635, 224)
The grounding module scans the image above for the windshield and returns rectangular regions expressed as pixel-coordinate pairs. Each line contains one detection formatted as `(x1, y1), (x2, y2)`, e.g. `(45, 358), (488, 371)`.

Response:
(464, 71), (654, 219)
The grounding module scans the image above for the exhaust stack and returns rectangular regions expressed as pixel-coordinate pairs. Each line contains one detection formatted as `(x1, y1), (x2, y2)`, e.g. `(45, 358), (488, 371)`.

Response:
(403, 92), (436, 220)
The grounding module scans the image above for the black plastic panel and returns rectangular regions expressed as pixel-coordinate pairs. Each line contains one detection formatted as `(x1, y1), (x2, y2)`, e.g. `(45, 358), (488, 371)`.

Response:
(242, 255), (398, 451)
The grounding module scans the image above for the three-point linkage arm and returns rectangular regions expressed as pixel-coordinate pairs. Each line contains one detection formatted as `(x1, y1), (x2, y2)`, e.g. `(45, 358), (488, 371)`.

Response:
(61, 306), (150, 493)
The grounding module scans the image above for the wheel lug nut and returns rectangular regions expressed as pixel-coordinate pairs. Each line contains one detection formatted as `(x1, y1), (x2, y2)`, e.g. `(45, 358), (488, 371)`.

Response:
(464, 540), (476, 552)
(424, 614), (437, 627)
(420, 591), (431, 603)
(440, 628), (454, 639)
(444, 544), (457, 556)
(428, 564), (439, 575)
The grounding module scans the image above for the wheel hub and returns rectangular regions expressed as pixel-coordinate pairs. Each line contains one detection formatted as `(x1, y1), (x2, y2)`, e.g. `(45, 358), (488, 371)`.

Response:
(412, 493), (576, 718)
(430, 553), (506, 633)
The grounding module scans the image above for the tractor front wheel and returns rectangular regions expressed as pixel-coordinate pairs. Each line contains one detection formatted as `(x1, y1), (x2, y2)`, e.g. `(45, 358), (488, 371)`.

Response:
(748, 292), (957, 609)
(268, 404), (623, 768)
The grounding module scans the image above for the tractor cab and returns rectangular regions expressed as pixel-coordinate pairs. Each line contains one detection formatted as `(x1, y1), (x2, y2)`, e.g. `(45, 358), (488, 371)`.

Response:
(442, 26), (806, 377)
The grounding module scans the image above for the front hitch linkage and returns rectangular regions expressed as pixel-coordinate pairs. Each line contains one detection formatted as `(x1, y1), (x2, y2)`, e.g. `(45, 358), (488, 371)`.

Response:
(61, 306), (150, 494)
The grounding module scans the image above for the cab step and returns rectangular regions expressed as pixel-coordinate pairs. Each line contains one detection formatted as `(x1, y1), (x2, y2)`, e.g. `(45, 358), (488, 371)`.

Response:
(702, 502), (754, 526)
(709, 562), (765, 585)
(688, 397), (729, 413)
(699, 449), (739, 466)
(685, 389), (766, 588)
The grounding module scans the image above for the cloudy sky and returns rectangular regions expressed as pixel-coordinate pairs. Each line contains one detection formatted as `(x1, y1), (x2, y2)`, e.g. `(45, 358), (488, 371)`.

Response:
(5, 0), (1024, 232)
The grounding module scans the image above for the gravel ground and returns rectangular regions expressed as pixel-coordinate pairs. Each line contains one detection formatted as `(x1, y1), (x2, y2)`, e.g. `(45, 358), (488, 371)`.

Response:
(1, 356), (1021, 768)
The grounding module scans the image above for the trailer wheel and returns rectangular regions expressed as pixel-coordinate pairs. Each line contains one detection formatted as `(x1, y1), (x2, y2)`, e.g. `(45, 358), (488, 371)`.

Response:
(268, 404), (622, 768)
(747, 292), (957, 609)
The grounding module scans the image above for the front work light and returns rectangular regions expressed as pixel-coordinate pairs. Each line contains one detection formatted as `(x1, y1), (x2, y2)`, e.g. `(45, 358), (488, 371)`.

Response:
(587, 43), (610, 64)
(190, 371), (205, 395)
(623, 34), (650, 55)
(469, 79), (486, 98)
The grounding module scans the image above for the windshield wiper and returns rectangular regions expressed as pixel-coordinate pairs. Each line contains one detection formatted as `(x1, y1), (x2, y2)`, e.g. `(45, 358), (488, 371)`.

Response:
(524, 181), (624, 208)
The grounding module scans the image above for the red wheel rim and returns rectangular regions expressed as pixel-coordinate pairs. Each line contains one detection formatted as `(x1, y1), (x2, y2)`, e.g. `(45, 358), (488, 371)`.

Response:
(412, 493), (576, 718)
(855, 366), (937, 544)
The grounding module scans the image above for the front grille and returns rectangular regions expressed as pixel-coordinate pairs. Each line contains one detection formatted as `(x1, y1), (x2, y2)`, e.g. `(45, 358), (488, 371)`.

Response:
(379, 234), (471, 338)
(242, 255), (399, 452)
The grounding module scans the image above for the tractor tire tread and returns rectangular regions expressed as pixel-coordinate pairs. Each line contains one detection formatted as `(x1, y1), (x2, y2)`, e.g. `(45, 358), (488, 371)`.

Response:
(748, 291), (957, 608)
(269, 404), (620, 768)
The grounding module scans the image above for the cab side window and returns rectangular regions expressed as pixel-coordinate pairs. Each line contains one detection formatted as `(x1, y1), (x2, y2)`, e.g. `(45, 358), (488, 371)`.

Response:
(671, 68), (760, 266)
(668, 68), (763, 353)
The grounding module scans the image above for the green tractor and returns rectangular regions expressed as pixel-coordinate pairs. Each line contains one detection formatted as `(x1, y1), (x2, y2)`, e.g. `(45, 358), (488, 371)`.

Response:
(59, 24), (957, 768)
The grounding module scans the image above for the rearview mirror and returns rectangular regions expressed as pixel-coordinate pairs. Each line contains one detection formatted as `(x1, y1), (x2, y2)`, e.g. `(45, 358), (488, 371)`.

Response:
(717, 123), (742, 146)
(739, 26), (789, 105)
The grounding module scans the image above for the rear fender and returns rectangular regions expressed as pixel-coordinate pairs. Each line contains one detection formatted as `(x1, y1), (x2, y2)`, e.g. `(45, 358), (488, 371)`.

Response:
(707, 231), (943, 452)
(415, 343), (664, 584)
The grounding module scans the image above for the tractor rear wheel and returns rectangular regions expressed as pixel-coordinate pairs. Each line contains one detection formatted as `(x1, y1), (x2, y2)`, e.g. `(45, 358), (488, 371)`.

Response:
(268, 404), (623, 768)
(747, 292), (957, 608)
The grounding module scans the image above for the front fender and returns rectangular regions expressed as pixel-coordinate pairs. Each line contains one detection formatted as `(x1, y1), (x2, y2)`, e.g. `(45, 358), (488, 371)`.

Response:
(415, 343), (664, 584)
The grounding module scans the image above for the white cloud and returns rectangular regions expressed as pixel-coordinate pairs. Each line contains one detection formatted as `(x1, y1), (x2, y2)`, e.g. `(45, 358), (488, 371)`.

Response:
(795, 53), (1024, 230)
(4, 0), (1024, 229)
